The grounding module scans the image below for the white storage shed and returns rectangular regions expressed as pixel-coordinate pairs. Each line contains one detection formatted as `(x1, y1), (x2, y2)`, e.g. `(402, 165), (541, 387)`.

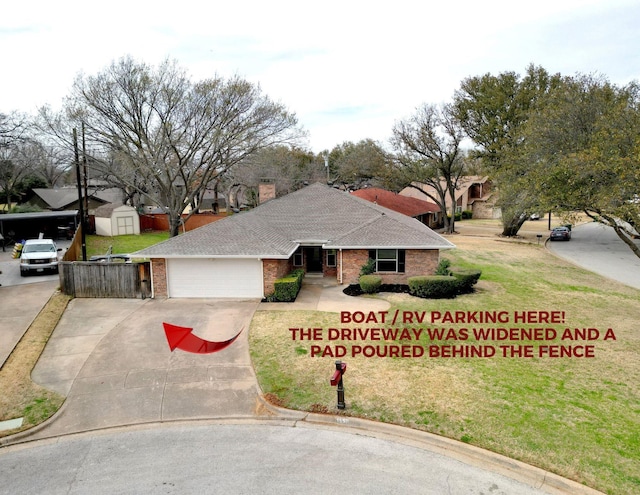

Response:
(94, 203), (140, 236)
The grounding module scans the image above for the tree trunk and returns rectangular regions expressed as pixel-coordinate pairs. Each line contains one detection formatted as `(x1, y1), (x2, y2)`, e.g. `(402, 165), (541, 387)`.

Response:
(599, 213), (640, 259)
(612, 225), (640, 259)
(501, 213), (527, 237)
(168, 213), (181, 237)
(212, 181), (219, 214)
(442, 214), (451, 233)
(447, 187), (457, 234)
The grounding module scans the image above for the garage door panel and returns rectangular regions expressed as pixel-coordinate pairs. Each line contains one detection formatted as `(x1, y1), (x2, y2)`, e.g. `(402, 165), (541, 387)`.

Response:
(167, 258), (263, 298)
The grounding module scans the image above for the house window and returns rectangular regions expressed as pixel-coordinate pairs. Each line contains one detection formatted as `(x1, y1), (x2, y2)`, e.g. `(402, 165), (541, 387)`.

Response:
(293, 247), (303, 266)
(369, 249), (405, 273)
(326, 249), (336, 267)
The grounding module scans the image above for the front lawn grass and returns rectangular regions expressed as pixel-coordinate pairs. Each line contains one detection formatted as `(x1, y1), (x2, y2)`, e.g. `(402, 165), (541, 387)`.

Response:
(85, 231), (169, 259)
(250, 236), (640, 495)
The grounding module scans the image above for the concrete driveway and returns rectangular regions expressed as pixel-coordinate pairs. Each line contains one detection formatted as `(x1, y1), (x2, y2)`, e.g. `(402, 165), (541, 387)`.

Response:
(548, 222), (640, 289)
(27, 297), (261, 438)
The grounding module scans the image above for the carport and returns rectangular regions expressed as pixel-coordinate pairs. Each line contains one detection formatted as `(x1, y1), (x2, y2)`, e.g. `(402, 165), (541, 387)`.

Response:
(0, 210), (79, 251)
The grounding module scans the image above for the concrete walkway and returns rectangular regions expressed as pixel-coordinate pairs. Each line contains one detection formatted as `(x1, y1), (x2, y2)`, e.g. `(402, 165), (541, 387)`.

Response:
(259, 274), (391, 313)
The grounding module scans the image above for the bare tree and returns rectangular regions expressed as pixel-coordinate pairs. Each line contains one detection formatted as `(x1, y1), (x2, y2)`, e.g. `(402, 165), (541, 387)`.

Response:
(40, 56), (303, 236)
(221, 145), (321, 209)
(389, 103), (466, 233)
(16, 138), (70, 187)
(0, 112), (30, 208)
(0, 112), (26, 150)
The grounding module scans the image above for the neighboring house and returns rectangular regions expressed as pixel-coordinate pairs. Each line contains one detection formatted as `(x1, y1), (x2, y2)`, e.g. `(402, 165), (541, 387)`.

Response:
(26, 187), (123, 213)
(135, 182), (455, 299)
(94, 203), (141, 236)
(351, 187), (442, 229)
(400, 176), (500, 219)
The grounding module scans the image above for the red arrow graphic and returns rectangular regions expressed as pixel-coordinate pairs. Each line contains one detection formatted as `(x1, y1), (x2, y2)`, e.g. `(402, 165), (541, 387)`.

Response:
(163, 322), (243, 354)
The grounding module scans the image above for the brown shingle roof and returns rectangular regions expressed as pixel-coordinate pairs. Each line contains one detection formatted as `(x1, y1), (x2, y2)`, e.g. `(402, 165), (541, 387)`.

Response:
(135, 183), (454, 258)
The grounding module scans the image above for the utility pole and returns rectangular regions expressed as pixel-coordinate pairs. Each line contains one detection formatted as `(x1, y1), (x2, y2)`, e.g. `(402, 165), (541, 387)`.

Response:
(73, 128), (87, 261)
(81, 123), (89, 228)
(323, 152), (330, 183)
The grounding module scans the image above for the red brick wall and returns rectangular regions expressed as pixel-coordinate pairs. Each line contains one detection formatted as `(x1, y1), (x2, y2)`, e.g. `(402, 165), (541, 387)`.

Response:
(377, 249), (439, 284)
(262, 259), (292, 296)
(341, 249), (440, 285)
(323, 249), (338, 279)
(323, 265), (338, 278)
(341, 250), (370, 285)
(151, 258), (168, 298)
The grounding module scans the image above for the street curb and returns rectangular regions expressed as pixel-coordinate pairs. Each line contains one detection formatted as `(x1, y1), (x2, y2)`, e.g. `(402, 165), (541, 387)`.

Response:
(256, 395), (604, 495)
(2, 394), (605, 495)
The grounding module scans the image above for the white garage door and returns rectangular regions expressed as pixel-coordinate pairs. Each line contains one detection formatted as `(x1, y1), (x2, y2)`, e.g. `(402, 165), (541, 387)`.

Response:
(167, 258), (263, 298)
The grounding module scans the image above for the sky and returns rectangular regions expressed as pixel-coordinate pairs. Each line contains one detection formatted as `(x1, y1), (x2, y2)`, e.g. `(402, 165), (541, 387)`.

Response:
(2, 0), (640, 153)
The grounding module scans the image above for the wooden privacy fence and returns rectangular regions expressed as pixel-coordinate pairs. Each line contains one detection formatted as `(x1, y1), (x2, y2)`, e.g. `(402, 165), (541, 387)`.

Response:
(59, 261), (151, 299)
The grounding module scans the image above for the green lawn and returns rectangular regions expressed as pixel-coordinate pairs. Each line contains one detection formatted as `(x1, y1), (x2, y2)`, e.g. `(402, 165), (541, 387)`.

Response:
(85, 231), (170, 259)
(250, 236), (640, 495)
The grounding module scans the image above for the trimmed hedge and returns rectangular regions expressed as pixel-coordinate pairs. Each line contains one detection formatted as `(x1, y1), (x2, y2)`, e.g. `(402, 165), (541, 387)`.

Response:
(359, 274), (382, 294)
(408, 275), (460, 299)
(450, 269), (482, 294)
(272, 268), (305, 302)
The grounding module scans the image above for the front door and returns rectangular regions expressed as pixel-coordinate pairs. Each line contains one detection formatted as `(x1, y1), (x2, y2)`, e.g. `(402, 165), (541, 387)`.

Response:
(304, 247), (323, 273)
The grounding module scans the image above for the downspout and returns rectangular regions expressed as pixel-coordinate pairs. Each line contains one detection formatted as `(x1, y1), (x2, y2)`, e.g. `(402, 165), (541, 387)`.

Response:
(339, 249), (343, 284)
(149, 259), (156, 299)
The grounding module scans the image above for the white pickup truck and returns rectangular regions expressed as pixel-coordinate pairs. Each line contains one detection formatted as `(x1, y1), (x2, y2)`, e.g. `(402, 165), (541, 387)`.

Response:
(19, 239), (61, 276)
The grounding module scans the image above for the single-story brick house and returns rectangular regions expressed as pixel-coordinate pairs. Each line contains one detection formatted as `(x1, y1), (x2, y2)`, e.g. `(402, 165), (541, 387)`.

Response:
(135, 182), (455, 298)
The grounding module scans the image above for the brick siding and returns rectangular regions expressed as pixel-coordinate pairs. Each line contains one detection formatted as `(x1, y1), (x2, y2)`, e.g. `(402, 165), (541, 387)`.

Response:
(263, 259), (293, 296)
(152, 248), (440, 298)
(341, 250), (370, 285)
(341, 249), (439, 285)
(151, 258), (168, 298)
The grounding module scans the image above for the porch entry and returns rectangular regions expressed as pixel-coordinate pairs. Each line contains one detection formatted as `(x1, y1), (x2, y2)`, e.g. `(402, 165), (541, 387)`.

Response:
(304, 246), (323, 273)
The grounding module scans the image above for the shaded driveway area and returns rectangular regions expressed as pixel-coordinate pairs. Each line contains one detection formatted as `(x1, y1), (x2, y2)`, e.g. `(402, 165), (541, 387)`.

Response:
(548, 222), (640, 290)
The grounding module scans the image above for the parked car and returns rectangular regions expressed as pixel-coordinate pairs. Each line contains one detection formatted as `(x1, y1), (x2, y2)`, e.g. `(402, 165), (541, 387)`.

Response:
(549, 226), (571, 241)
(20, 239), (61, 276)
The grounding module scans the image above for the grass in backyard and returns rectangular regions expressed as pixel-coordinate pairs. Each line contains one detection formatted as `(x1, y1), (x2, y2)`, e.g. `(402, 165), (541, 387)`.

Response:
(85, 231), (170, 259)
(0, 292), (70, 438)
(250, 236), (640, 495)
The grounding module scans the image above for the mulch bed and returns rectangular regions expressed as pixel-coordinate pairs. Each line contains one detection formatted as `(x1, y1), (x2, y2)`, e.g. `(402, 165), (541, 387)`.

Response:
(342, 284), (410, 296)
